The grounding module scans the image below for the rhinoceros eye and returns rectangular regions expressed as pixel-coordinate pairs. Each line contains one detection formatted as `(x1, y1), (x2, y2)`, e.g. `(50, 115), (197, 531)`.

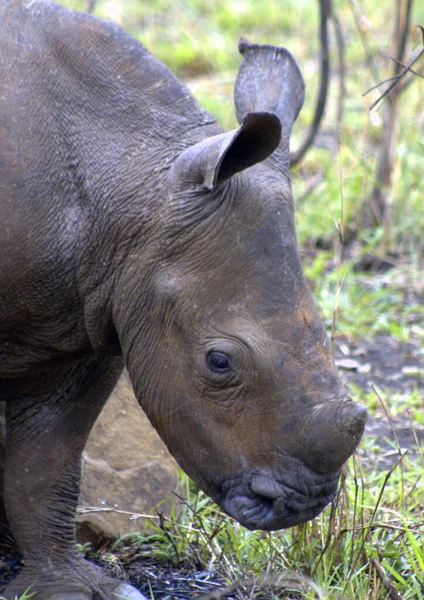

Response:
(206, 350), (231, 374)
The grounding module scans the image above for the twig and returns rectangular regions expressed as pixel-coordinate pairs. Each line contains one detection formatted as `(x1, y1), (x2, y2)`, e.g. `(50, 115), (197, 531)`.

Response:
(348, 0), (382, 83)
(407, 409), (424, 467)
(390, 56), (424, 78)
(363, 72), (410, 95)
(355, 521), (423, 534)
(373, 385), (406, 512)
(366, 44), (423, 111)
(371, 558), (403, 600)
(372, 386), (402, 454)
(77, 506), (161, 520)
(330, 130), (345, 357)
(329, 7), (346, 133)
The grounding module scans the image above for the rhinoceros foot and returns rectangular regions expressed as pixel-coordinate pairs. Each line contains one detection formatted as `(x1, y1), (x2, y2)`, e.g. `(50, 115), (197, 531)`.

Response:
(2, 562), (147, 600)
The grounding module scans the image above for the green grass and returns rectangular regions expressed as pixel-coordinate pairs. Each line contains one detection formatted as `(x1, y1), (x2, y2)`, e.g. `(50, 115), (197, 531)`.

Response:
(306, 260), (424, 341)
(25, 1), (424, 599)
(108, 448), (423, 599)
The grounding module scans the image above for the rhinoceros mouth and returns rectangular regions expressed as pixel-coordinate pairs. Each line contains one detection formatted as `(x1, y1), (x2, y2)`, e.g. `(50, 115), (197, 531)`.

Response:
(217, 469), (339, 531)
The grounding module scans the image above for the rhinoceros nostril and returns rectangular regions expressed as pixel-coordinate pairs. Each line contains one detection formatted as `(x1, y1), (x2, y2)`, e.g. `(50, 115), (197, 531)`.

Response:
(250, 475), (284, 501)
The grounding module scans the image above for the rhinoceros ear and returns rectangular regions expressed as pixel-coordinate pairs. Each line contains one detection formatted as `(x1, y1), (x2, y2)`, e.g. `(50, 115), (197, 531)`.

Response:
(173, 111), (282, 191)
(234, 39), (305, 173)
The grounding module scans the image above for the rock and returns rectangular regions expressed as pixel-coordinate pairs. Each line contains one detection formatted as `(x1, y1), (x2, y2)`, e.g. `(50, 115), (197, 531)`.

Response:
(76, 370), (180, 542)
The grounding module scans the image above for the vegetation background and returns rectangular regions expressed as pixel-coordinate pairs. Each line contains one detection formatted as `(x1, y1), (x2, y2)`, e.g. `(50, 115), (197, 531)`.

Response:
(52, 0), (424, 598)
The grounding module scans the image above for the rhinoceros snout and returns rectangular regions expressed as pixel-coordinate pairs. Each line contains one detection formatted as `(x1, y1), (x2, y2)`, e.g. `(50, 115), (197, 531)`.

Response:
(220, 468), (340, 531)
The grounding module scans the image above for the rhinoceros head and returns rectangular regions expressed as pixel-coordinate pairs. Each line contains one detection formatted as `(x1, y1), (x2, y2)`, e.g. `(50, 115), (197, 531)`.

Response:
(119, 42), (366, 530)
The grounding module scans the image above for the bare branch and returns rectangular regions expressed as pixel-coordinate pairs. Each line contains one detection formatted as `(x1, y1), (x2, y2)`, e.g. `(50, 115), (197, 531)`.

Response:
(348, 0), (382, 83)
(363, 75), (400, 95)
(391, 55), (424, 77)
(290, 0), (331, 166)
(371, 558), (403, 600)
(368, 45), (424, 111)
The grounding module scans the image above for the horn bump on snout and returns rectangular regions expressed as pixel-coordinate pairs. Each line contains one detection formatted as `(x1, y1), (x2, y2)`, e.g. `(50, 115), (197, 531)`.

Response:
(304, 398), (368, 474)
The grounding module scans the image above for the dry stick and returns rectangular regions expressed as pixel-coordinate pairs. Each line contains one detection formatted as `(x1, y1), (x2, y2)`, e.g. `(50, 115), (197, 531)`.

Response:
(289, 0), (331, 166)
(340, 521), (421, 534)
(365, 44), (424, 111)
(371, 558), (403, 600)
(341, 451), (408, 596)
(372, 386), (402, 453)
(348, 0), (382, 83)
(77, 506), (161, 519)
(363, 65), (419, 96)
(401, 409), (424, 504)
(329, 7), (346, 133)
(330, 130), (345, 357)
(349, 456), (361, 575)
(407, 409), (424, 467)
(372, 385), (406, 513)
(391, 55), (424, 78)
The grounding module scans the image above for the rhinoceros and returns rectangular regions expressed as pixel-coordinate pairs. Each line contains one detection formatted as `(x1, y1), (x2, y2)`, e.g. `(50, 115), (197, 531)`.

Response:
(0, 1), (367, 598)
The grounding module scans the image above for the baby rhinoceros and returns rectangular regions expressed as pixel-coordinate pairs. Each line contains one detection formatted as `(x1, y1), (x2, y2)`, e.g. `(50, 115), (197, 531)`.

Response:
(0, 1), (367, 598)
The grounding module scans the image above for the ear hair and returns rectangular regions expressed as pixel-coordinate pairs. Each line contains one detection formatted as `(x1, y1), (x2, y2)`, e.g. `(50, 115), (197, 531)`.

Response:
(173, 112), (282, 191)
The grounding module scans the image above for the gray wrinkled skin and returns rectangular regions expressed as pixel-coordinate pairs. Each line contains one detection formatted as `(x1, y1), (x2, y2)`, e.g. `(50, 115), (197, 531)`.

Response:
(0, 1), (367, 598)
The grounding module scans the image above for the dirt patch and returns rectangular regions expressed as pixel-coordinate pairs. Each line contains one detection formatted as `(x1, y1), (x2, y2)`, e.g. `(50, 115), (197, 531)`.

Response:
(334, 333), (424, 469)
(335, 333), (423, 395)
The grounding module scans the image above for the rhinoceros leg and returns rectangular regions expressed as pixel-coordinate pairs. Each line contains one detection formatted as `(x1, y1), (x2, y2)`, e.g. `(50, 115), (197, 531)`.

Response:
(2, 354), (146, 600)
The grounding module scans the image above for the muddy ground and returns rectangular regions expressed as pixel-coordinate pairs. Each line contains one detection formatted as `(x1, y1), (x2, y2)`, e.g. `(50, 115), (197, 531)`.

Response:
(1, 332), (423, 598)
